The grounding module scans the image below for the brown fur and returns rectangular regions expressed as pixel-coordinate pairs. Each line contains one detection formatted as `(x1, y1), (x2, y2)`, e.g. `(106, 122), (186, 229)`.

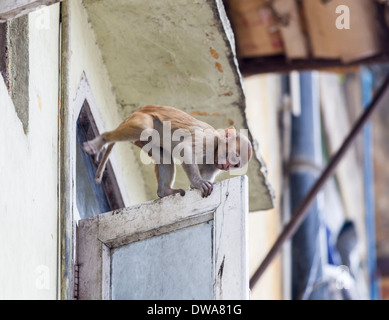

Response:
(82, 105), (252, 198)
(137, 105), (215, 133)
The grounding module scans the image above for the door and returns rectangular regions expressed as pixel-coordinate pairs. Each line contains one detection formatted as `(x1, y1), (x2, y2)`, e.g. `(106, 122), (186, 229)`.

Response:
(76, 175), (249, 300)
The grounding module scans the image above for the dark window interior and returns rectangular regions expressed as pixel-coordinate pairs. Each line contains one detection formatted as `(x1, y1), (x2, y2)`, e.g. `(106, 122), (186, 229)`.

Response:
(76, 100), (124, 219)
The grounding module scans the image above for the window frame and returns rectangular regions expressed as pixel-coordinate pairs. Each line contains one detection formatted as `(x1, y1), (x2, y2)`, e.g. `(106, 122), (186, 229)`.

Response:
(76, 99), (125, 216)
(72, 73), (130, 212)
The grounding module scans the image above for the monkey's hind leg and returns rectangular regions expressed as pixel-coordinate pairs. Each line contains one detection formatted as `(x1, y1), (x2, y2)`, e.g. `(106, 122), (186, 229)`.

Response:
(82, 111), (154, 156)
(154, 149), (185, 198)
(94, 142), (115, 183)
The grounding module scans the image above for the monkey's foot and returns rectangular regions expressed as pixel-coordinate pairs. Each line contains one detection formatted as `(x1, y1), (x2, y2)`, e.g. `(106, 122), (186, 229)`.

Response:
(82, 141), (97, 155)
(157, 188), (186, 198)
(94, 171), (103, 184)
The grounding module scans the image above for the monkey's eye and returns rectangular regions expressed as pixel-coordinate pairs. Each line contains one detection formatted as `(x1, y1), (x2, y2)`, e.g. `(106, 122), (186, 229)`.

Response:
(234, 164), (239, 168)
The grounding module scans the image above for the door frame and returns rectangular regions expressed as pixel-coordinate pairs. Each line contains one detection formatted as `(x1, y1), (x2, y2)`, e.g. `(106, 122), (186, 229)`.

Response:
(77, 175), (249, 300)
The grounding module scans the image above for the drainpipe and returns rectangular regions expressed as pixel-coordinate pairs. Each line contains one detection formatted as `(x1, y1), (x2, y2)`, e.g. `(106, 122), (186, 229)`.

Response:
(361, 68), (380, 300)
(289, 72), (325, 300)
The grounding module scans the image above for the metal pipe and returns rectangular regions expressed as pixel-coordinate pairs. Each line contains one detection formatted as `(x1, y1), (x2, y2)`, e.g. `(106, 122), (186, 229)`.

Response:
(361, 69), (380, 300)
(250, 74), (389, 290)
(289, 72), (324, 300)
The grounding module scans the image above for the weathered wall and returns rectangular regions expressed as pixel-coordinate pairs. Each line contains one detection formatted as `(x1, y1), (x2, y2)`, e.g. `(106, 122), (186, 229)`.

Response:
(0, 5), (59, 299)
(0, 0), (150, 299)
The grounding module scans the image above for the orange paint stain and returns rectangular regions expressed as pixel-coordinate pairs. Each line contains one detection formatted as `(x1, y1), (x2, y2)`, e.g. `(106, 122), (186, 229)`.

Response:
(191, 111), (220, 117)
(37, 95), (42, 111)
(191, 111), (209, 116)
(215, 62), (223, 73)
(210, 48), (219, 59)
(218, 91), (233, 97)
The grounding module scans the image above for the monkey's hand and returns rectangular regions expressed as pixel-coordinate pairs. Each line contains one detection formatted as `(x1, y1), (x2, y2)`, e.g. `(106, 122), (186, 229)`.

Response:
(182, 164), (213, 198)
(193, 179), (213, 198)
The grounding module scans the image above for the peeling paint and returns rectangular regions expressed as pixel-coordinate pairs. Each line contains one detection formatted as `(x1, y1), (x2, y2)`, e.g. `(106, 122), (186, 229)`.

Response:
(217, 255), (225, 297)
(206, 33), (216, 41)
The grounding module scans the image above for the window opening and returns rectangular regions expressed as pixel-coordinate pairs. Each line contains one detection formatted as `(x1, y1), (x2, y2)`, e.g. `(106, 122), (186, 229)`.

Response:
(76, 100), (124, 219)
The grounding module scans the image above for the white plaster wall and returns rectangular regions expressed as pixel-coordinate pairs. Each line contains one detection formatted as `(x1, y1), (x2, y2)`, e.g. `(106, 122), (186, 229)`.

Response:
(68, 0), (148, 206)
(0, 0), (149, 299)
(0, 5), (60, 299)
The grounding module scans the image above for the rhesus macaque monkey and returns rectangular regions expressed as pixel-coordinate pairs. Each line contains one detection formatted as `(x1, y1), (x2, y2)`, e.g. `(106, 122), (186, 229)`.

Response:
(82, 105), (252, 198)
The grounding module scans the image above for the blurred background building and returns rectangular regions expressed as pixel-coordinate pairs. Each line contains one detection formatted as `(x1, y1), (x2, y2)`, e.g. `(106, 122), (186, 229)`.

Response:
(224, 0), (389, 300)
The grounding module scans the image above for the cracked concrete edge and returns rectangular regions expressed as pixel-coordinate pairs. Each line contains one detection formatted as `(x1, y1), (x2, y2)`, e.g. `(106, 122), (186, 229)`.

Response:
(208, 0), (275, 211)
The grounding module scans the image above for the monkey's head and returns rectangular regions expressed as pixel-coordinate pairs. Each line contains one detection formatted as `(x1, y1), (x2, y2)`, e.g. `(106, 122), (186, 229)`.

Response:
(215, 127), (252, 171)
